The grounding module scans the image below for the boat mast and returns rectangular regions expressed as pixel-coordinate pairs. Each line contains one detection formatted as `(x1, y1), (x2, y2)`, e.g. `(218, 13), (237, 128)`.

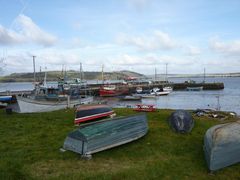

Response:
(102, 64), (104, 84)
(165, 63), (168, 83)
(43, 67), (47, 87)
(80, 62), (83, 83)
(203, 67), (206, 83)
(154, 67), (157, 82)
(33, 56), (36, 84)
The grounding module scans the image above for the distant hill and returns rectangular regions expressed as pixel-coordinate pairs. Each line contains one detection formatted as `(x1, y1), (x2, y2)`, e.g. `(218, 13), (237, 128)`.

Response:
(0, 70), (146, 82)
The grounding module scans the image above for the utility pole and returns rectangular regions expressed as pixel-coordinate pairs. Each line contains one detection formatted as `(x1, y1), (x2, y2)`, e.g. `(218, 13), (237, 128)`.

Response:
(32, 56), (36, 84)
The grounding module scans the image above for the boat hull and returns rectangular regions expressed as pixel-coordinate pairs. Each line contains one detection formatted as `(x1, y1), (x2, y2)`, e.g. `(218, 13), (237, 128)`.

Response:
(8, 96), (93, 113)
(204, 121), (240, 171)
(63, 113), (148, 155)
(74, 105), (115, 124)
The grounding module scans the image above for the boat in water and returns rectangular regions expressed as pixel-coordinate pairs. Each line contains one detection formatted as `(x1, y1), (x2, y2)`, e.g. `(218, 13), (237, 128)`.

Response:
(99, 84), (129, 97)
(63, 113), (148, 157)
(186, 86), (203, 91)
(8, 78), (93, 113)
(74, 104), (115, 124)
(150, 88), (170, 96)
(163, 86), (173, 92)
(204, 121), (240, 171)
(133, 87), (156, 98)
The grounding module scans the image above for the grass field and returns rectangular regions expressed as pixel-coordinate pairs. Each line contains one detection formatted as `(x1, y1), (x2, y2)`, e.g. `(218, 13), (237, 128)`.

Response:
(0, 108), (239, 179)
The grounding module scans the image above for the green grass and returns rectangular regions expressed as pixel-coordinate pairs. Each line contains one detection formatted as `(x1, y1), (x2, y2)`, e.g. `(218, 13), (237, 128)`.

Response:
(0, 108), (239, 180)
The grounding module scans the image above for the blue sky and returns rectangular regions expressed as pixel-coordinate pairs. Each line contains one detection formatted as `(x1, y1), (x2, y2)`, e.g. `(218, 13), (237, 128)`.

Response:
(1, 0), (240, 75)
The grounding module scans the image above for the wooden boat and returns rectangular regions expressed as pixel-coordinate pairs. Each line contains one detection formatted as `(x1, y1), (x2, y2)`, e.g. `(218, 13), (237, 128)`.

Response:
(204, 121), (240, 171)
(74, 105), (115, 124)
(186, 86), (203, 91)
(133, 104), (156, 112)
(63, 113), (148, 157)
(99, 85), (129, 97)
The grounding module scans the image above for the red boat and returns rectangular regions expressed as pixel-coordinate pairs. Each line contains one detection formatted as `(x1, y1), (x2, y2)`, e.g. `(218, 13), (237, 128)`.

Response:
(99, 85), (129, 97)
(133, 104), (156, 112)
(74, 105), (115, 124)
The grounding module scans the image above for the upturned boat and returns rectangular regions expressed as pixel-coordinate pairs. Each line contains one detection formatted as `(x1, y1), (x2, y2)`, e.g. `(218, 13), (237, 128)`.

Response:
(204, 121), (240, 171)
(63, 113), (148, 157)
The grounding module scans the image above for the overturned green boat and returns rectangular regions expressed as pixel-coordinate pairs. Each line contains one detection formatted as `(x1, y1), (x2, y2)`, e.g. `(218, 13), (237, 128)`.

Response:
(204, 121), (240, 171)
(63, 113), (148, 156)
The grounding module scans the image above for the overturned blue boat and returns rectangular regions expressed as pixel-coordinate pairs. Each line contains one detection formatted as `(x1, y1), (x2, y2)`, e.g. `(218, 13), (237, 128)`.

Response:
(204, 121), (240, 171)
(63, 113), (148, 156)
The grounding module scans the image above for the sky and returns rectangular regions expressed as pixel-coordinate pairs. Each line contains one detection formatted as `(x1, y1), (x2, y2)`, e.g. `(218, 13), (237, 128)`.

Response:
(0, 0), (240, 75)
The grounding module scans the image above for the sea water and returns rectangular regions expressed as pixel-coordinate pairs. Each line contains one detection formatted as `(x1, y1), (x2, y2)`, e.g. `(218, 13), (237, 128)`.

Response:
(0, 77), (240, 114)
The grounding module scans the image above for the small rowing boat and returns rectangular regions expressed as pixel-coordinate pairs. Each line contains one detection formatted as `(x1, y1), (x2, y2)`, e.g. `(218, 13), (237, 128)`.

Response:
(63, 113), (148, 157)
(74, 104), (115, 124)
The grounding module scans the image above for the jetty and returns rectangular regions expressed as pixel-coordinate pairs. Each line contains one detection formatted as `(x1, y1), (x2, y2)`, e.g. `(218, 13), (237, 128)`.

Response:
(0, 81), (224, 96)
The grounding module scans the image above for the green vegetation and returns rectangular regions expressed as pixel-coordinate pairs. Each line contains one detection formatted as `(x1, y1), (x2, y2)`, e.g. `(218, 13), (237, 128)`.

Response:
(0, 108), (239, 179)
(0, 70), (145, 82)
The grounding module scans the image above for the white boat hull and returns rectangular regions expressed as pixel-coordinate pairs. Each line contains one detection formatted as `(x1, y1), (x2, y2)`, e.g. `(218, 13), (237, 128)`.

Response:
(8, 96), (94, 113)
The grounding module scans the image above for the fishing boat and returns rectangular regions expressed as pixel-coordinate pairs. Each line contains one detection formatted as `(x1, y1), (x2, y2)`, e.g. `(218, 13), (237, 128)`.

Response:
(99, 84), (129, 97)
(74, 104), (115, 124)
(63, 113), (148, 157)
(186, 86), (203, 91)
(8, 94), (93, 113)
(7, 62), (94, 113)
(204, 121), (240, 171)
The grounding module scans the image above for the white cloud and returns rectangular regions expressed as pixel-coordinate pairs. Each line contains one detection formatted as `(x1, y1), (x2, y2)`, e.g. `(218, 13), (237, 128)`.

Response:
(116, 30), (177, 51)
(0, 14), (57, 46)
(185, 45), (201, 56)
(209, 37), (240, 56)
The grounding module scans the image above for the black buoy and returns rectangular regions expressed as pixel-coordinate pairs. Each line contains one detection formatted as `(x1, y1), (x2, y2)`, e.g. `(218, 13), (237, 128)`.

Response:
(168, 110), (194, 133)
